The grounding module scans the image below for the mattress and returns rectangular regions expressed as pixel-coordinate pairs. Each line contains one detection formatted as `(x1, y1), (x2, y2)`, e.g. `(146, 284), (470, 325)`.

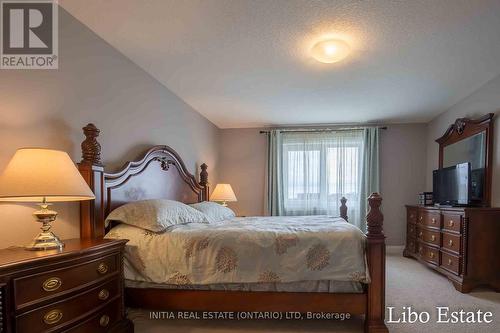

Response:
(105, 215), (369, 290)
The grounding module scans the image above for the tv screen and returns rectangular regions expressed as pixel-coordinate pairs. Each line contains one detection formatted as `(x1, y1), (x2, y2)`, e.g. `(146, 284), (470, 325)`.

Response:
(433, 162), (471, 206)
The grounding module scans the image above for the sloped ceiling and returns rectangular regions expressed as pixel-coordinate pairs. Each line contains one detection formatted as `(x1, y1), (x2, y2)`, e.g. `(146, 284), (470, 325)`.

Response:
(60, 0), (500, 128)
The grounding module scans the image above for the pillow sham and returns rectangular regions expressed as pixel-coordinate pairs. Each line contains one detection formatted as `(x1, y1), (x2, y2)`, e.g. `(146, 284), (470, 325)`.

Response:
(189, 201), (236, 222)
(106, 199), (209, 232)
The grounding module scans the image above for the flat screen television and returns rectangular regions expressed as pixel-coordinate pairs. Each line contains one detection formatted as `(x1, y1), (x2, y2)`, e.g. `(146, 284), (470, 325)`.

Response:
(433, 162), (471, 206)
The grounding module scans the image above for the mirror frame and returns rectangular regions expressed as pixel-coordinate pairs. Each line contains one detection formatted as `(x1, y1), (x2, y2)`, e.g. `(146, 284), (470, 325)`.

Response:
(436, 113), (494, 207)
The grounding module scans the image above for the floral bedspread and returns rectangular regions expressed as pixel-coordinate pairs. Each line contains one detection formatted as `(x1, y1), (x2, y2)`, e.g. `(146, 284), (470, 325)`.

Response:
(105, 216), (369, 286)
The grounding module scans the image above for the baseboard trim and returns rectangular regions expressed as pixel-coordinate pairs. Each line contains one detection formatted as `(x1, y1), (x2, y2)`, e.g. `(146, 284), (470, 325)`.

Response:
(386, 245), (404, 254)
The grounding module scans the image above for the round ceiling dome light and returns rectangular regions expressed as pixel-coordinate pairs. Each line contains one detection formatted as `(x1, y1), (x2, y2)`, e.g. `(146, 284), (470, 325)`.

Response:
(310, 39), (350, 64)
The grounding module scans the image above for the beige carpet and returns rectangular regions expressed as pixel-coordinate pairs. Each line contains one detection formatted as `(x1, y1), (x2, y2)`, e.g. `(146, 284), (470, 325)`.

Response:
(128, 249), (500, 332)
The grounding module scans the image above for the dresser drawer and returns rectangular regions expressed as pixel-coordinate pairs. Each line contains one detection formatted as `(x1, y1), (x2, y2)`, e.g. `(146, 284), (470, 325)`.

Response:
(14, 254), (119, 310)
(407, 208), (417, 224)
(16, 278), (120, 333)
(64, 299), (121, 333)
(418, 211), (441, 229)
(442, 232), (461, 254)
(417, 243), (439, 265)
(440, 251), (461, 275)
(442, 213), (462, 233)
(417, 228), (440, 247)
(407, 223), (417, 238)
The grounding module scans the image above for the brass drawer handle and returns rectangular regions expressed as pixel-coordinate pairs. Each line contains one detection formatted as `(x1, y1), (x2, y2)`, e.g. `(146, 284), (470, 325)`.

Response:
(42, 277), (62, 292)
(100, 315), (110, 327)
(430, 235), (436, 242)
(448, 258), (453, 266)
(44, 309), (63, 325)
(97, 263), (109, 275)
(431, 218), (436, 224)
(448, 239), (453, 246)
(449, 220), (454, 227)
(98, 289), (110, 301)
(429, 252), (435, 259)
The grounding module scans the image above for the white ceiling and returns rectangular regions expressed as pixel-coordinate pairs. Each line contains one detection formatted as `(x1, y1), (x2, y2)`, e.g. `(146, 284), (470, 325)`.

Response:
(60, 0), (500, 128)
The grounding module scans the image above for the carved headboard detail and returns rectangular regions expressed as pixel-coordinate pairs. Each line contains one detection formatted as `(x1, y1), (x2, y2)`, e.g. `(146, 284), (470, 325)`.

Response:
(77, 124), (209, 239)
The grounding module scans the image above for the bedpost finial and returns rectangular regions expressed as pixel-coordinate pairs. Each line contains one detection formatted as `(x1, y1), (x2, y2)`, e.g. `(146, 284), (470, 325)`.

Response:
(199, 163), (208, 186)
(81, 123), (102, 165)
(366, 192), (384, 238)
(340, 197), (348, 221)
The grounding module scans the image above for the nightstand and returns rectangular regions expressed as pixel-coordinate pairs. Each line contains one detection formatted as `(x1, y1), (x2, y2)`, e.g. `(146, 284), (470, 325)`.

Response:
(0, 238), (133, 333)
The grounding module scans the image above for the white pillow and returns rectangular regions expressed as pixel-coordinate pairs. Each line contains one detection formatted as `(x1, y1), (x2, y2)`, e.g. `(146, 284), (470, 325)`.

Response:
(189, 201), (236, 222)
(106, 199), (209, 232)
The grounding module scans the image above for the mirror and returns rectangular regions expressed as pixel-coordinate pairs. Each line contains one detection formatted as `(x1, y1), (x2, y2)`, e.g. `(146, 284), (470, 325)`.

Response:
(443, 131), (486, 169)
(437, 114), (493, 207)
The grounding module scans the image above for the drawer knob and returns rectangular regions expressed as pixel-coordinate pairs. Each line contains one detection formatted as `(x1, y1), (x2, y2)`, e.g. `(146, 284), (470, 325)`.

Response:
(420, 216), (423, 221)
(448, 239), (453, 246)
(431, 235), (436, 241)
(431, 218), (436, 224)
(42, 277), (62, 292)
(98, 289), (110, 301)
(429, 252), (435, 259)
(44, 309), (63, 325)
(449, 220), (454, 227)
(100, 315), (110, 327)
(419, 231), (423, 237)
(448, 258), (453, 266)
(97, 263), (109, 275)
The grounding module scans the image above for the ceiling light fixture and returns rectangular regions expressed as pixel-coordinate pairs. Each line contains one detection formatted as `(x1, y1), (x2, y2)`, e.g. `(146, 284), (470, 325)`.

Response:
(310, 39), (350, 64)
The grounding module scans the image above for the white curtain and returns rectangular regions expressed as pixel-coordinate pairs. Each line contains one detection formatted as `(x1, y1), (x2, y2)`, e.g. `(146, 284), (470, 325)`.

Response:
(266, 128), (379, 231)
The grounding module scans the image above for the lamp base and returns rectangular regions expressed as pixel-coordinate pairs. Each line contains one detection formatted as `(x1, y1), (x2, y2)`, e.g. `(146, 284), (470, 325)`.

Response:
(26, 201), (65, 251)
(26, 230), (64, 251)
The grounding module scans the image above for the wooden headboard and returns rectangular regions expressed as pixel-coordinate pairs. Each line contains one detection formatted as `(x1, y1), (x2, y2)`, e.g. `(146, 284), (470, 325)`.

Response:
(77, 124), (209, 239)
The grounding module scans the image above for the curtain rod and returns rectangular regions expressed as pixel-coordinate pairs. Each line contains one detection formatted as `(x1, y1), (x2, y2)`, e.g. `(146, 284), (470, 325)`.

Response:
(259, 126), (387, 134)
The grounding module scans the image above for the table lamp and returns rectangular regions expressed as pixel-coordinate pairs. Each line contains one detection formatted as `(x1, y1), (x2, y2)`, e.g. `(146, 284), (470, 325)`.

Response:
(210, 183), (237, 207)
(0, 148), (95, 250)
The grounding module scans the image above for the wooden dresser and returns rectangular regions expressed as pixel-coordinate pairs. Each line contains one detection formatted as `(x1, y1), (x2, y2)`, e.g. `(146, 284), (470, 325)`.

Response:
(404, 205), (500, 293)
(0, 238), (133, 333)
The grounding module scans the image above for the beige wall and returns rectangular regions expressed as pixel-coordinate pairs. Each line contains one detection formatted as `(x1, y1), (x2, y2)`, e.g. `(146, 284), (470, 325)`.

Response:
(0, 9), (219, 248)
(219, 124), (427, 245)
(380, 124), (427, 245)
(425, 74), (500, 206)
(218, 129), (268, 216)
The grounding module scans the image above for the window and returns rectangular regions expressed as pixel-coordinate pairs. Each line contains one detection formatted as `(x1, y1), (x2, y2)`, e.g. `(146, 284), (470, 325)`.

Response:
(286, 149), (320, 199)
(266, 127), (379, 231)
(281, 131), (364, 216)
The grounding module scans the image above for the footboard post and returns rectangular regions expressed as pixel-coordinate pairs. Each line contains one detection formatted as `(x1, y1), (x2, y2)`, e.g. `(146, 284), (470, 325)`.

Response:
(340, 197), (348, 221)
(365, 193), (388, 333)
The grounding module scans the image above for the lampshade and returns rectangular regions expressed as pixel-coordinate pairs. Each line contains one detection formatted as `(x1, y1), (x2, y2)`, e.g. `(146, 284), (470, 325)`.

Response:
(210, 184), (237, 203)
(0, 148), (95, 202)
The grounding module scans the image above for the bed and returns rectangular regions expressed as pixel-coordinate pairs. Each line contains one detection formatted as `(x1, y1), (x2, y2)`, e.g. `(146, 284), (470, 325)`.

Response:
(77, 123), (388, 333)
